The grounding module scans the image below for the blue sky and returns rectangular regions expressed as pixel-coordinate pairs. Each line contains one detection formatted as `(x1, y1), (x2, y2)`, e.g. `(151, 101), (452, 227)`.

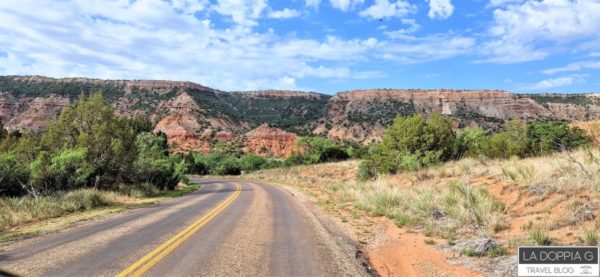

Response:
(0, 0), (599, 94)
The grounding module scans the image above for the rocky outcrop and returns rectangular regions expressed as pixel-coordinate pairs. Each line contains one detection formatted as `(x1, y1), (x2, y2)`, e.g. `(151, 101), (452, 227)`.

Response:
(321, 89), (556, 142)
(243, 124), (297, 157)
(237, 90), (328, 99)
(4, 76), (600, 149)
(124, 80), (220, 95)
(4, 94), (69, 132)
(153, 114), (210, 154)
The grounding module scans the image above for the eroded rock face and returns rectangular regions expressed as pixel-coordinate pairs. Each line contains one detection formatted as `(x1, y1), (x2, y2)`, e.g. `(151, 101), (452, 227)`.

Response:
(243, 124), (297, 157)
(5, 94), (70, 132)
(321, 89), (555, 142)
(153, 114), (210, 154)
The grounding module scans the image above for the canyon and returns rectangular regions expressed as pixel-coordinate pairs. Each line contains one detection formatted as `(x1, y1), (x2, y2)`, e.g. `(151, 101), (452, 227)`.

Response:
(1, 75), (599, 155)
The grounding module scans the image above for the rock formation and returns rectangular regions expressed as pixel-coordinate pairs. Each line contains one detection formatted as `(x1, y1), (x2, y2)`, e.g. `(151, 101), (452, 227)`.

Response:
(243, 124), (298, 157)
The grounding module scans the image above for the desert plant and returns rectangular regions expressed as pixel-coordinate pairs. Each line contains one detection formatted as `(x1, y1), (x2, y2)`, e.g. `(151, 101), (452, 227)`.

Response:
(529, 229), (552, 245)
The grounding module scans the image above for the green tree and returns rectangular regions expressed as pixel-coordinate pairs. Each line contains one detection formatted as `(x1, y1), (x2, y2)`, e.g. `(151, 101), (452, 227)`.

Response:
(366, 113), (456, 174)
(41, 92), (137, 185)
(212, 156), (241, 175)
(456, 127), (487, 158)
(239, 154), (267, 172)
(133, 132), (181, 190)
(0, 153), (28, 196)
(0, 117), (7, 141)
(527, 121), (589, 156)
(47, 148), (93, 190)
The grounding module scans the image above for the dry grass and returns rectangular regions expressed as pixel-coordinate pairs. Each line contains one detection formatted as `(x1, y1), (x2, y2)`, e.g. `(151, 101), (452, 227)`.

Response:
(0, 183), (199, 241)
(245, 148), (600, 248)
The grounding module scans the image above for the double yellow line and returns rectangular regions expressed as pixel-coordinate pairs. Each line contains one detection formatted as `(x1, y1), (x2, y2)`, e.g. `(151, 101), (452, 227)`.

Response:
(117, 183), (242, 277)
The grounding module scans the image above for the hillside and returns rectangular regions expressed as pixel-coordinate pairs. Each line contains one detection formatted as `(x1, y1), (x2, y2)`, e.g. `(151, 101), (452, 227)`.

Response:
(2, 75), (600, 146)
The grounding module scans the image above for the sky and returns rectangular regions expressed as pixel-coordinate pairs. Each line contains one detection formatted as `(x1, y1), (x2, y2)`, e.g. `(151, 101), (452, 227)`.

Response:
(0, 0), (599, 94)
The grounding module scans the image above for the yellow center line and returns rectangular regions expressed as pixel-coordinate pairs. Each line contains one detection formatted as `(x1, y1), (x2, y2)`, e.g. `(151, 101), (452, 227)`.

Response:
(117, 183), (242, 277)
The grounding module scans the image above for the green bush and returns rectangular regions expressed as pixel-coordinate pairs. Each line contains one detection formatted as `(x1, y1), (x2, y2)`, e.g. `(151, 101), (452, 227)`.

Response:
(212, 156), (241, 175)
(318, 147), (350, 163)
(527, 121), (588, 156)
(239, 154), (267, 172)
(47, 148), (93, 190)
(0, 153), (28, 196)
(456, 127), (487, 158)
(358, 160), (378, 181)
(365, 113), (456, 174)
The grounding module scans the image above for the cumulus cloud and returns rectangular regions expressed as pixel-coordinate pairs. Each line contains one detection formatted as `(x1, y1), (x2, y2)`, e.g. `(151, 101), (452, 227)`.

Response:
(0, 0), (477, 91)
(425, 0), (454, 19)
(525, 75), (586, 90)
(212, 0), (268, 26)
(305, 0), (322, 8)
(329, 0), (365, 11)
(482, 0), (600, 63)
(543, 60), (600, 75)
(359, 0), (415, 19)
(268, 8), (300, 19)
(487, 0), (524, 7)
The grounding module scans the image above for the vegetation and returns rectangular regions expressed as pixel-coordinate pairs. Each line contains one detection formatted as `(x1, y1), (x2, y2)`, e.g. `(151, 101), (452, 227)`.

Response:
(186, 136), (359, 176)
(361, 113), (456, 178)
(360, 113), (589, 179)
(0, 92), (188, 198)
(223, 93), (330, 134)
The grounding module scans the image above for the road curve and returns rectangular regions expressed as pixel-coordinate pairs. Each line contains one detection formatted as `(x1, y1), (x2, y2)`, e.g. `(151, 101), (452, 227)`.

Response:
(0, 178), (370, 277)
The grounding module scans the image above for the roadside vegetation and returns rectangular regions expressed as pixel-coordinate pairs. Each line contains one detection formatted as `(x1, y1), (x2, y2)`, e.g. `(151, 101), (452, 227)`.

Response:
(185, 136), (365, 176)
(245, 113), (598, 273)
(359, 113), (588, 180)
(0, 92), (194, 235)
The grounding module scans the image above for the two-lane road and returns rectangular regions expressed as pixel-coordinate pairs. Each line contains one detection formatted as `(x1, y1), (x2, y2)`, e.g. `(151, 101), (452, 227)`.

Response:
(0, 179), (370, 276)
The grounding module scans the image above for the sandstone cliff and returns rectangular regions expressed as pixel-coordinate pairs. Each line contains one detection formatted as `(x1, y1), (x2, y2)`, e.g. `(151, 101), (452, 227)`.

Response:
(243, 124), (298, 157)
(153, 113), (210, 154)
(3, 76), (600, 151)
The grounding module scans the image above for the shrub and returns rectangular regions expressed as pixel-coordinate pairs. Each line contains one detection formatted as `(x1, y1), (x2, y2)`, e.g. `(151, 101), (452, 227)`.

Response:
(212, 156), (241, 175)
(0, 153), (28, 196)
(529, 229), (552, 245)
(318, 147), (350, 163)
(47, 148), (93, 190)
(456, 127), (486, 158)
(527, 121), (589, 156)
(239, 154), (267, 172)
(365, 113), (456, 174)
(358, 160), (378, 181)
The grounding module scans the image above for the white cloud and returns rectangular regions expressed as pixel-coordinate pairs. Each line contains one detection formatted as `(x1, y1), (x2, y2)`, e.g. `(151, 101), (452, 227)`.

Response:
(359, 0), (415, 19)
(425, 0), (454, 19)
(0, 0), (475, 91)
(212, 0), (268, 26)
(543, 60), (600, 75)
(305, 0), (322, 8)
(482, 0), (600, 63)
(378, 34), (475, 63)
(487, 0), (524, 7)
(329, 0), (364, 11)
(525, 75), (586, 90)
(384, 19), (421, 38)
(268, 8), (300, 19)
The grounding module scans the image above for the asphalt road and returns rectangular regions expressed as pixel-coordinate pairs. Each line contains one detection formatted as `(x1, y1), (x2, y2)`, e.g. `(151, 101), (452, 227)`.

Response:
(0, 179), (370, 277)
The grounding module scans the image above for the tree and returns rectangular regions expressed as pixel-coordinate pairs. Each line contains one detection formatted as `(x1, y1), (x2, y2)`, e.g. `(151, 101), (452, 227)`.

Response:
(0, 153), (28, 196)
(527, 121), (589, 156)
(47, 148), (93, 190)
(133, 132), (181, 190)
(367, 113), (456, 174)
(456, 127), (487, 158)
(0, 117), (7, 141)
(239, 154), (267, 172)
(41, 92), (137, 186)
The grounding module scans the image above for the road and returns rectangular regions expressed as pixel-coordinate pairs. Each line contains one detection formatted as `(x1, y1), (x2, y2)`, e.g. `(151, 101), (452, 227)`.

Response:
(0, 179), (370, 277)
